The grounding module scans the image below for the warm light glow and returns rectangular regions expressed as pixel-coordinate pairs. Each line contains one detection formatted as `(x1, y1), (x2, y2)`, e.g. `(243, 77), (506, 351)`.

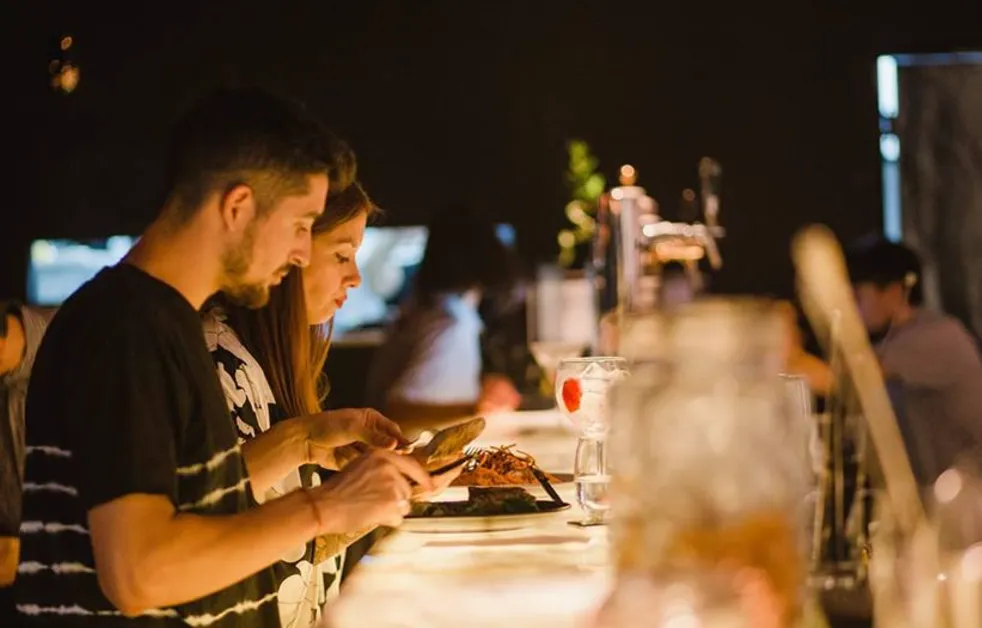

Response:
(642, 222), (700, 240)
(55, 64), (80, 93)
(565, 201), (588, 225)
(638, 195), (657, 215)
(557, 230), (575, 248)
(662, 608), (699, 628)
(654, 242), (705, 261)
(618, 164), (637, 186)
(60, 36), (74, 51)
(934, 468), (963, 504)
(961, 543), (982, 581)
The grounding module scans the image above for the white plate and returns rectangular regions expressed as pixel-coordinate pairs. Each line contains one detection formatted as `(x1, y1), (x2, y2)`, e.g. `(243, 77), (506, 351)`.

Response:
(401, 501), (572, 534)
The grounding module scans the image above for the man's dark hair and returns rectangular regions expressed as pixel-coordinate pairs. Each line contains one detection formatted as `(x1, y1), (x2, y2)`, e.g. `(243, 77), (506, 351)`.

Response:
(163, 87), (356, 222)
(413, 204), (517, 305)
(845, 236), (924, 305)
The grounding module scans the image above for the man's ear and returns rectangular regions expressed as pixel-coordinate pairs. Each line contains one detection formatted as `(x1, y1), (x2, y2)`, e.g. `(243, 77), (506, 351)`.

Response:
(218, 184), (257, 233)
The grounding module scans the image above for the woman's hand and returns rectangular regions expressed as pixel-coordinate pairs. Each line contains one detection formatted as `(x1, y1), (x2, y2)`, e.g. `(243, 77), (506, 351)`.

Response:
(302, 408), (412, 470)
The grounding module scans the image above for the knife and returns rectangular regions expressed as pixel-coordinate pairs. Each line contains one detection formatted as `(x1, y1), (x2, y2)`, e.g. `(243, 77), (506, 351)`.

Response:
(531, 466), (566, 505)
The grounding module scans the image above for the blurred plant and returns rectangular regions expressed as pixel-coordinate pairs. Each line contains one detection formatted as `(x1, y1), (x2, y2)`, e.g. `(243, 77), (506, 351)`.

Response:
(557, 139), (605, 268)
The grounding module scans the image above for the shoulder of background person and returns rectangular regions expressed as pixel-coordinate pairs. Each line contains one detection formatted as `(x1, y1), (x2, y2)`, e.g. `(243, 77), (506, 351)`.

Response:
(916, 309), (978, 344)
(16, 304), (58, 325)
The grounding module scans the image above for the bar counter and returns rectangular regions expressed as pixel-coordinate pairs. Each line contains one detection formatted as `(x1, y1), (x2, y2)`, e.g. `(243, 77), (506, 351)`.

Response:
(325, 410), (612, 627)
(324, 410), (860, 628)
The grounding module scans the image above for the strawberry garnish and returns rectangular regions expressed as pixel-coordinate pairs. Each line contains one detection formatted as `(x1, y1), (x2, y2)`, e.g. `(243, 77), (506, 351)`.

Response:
(562, 378), (582, 413)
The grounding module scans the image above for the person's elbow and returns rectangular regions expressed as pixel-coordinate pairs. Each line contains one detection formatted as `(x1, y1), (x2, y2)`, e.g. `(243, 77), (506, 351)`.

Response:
(97, 544), (186, 617)
(96, 554), (157, 617)
(88, 494), (176, 617)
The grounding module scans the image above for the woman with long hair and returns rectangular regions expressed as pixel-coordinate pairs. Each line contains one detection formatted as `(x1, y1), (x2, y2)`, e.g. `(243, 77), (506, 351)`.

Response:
(203, 182), (455, 627)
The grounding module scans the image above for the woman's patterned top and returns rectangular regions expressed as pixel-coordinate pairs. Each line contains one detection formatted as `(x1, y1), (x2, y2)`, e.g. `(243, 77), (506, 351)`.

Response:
(203, 310), (343, 628)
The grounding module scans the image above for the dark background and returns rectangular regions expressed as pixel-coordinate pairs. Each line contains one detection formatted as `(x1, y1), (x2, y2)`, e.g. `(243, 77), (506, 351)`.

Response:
(4, 0), (981, 301)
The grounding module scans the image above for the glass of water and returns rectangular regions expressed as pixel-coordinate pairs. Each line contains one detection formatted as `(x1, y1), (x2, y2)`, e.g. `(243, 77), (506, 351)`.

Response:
(555, 357), (629, 436)
(575, 436), (610, 524)
(556, 356), (628, 524)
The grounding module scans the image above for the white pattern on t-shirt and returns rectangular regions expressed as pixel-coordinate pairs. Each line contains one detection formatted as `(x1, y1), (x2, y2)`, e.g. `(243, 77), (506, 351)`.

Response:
(203, 309), (345, 627)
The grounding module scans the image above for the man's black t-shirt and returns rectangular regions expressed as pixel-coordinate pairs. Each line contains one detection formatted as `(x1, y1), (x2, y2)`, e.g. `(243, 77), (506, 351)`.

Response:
(14, 264), (279, 626)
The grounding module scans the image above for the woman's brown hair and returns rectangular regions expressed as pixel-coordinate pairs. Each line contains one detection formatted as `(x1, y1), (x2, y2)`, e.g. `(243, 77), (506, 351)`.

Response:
(222, 181), (379, 418)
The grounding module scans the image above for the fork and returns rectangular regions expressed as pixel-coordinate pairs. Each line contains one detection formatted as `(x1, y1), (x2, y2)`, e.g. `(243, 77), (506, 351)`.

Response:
(462, 446), (482, 472)
(424, 447), (481, 480)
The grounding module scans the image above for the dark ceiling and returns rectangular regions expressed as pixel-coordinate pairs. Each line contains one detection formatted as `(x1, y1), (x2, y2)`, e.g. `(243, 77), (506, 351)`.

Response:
(4, 0), (981, 299)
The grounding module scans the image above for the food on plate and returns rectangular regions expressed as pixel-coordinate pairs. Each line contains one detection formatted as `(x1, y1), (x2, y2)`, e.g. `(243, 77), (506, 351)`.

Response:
(451, 444), (560, 487)
(412, 416), (486, 469)
(561, 377), (582, 412)
(410, 487), (541, 517)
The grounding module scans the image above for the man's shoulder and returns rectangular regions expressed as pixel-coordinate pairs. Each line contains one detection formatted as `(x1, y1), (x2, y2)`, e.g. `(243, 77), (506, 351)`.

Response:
(15, 303), (55, 324)
(36, 275), (193, 376)
(915, 311), (978, 343)
(896, 311), (982, 372)
(57, 267), (186, 331)
(20, 303), (52, 333)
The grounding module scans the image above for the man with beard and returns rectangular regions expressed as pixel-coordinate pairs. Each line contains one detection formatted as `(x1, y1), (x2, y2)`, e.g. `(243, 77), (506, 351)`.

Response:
(847, 237), (982, 480)
(14, 88), (432, 627)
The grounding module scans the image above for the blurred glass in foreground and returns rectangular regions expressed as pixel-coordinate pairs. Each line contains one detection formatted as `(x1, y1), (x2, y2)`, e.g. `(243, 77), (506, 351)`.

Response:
(602, 299), (815, 627)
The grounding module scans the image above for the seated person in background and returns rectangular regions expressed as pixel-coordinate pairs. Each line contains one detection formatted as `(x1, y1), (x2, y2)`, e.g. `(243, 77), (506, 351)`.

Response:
(367, 205), (522, 429)
(846, 237), (982, 471)
(778, 300), (833, 397)
(0, 301), (50, 623)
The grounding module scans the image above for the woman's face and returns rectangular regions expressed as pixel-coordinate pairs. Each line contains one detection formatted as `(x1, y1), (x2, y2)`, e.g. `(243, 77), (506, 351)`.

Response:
(303, 212), (368, 325)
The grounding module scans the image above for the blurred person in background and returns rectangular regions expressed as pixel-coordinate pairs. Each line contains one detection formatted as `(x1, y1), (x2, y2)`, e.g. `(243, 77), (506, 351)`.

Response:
(0, 300), (50, 622)
(778, 300), (833, 398)
(846, 237), (982, 476)
(788, 236), (982, 483)
(367, 204), (522, 430)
